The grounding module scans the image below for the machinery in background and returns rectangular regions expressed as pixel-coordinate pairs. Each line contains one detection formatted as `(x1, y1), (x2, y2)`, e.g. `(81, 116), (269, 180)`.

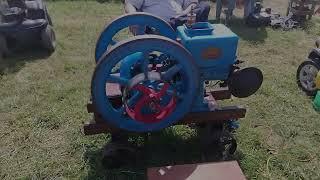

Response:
(245, 3), (299, 30)
(246, 0), (320, 30)
(286, 0), (320, 20)
(245, 1), (272, 28)
(0, 0), (55, 58)
(85, 12), (263, 168)
(297, 38), (320, 96)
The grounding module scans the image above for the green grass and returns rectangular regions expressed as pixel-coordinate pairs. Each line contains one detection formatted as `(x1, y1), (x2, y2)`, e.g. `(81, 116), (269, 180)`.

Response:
(1, 1), (320, 179)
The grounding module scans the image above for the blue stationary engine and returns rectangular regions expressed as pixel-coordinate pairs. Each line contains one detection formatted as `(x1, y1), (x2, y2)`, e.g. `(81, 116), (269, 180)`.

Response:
(91, 13), (263, 132)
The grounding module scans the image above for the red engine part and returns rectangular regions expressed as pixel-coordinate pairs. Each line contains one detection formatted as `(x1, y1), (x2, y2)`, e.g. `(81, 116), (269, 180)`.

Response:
(125, 82), (177, 124)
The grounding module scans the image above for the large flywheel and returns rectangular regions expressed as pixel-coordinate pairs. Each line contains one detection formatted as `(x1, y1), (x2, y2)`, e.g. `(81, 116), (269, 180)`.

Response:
(91, 35), (199, 132)
(95, 12), (176, 62)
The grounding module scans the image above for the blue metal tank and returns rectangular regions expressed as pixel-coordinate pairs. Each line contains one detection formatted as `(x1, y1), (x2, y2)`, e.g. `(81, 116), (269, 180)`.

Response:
(177, 23), (239, 80)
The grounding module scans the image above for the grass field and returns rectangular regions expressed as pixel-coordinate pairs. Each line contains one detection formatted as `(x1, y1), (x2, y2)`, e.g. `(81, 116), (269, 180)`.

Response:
(1, 0), (320, 179)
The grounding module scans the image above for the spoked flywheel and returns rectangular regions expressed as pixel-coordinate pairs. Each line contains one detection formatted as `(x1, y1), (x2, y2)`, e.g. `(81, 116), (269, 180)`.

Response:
(92, 35), (199, 132)
(95, 12), (176, 62)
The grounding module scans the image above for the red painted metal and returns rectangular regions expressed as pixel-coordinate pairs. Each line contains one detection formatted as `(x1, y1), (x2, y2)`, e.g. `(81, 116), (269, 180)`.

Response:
(125, 83), (177, 124)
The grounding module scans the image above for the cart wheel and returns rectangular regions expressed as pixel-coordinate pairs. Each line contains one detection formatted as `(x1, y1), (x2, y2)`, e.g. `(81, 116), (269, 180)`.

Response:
(198, 123), (237, 160)
(297, 60), (320, 96)
(0, 34), (9, 58)
(41, 25), (56, 53)
(220, 132), (237, 160)
(198, 123), (223, 147)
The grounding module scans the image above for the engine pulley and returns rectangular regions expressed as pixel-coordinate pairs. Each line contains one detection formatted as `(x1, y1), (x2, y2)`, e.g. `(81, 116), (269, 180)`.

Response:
(228, 67), (263, 98)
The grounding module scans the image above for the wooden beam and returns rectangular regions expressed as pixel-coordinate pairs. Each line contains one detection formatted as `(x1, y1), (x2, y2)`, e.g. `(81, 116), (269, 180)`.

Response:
(209, 88), (231, 100)
(83, 106), (246, 135)
(176, 106), (246, 125)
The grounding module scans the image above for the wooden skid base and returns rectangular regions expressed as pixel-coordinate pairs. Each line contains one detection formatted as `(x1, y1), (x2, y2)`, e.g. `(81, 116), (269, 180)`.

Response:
(83, 89), (246, 135)
(84, 105), (246, 135)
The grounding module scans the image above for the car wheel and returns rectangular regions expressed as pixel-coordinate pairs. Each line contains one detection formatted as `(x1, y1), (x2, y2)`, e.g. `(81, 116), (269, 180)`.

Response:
(41, 25), (56, 53)
(297, 60), (320, 96)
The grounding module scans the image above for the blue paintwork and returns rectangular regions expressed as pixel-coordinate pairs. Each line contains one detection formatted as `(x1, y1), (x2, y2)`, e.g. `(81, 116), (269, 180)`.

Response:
(182, 23), (239, 112)
(177, 23), (239, 80)
(120, 52), (143, 79)
(92, 13), (243, 132)
(92, 35), (199, 132)
(183, 22), (214, 37)
(95, 12), (176, 62)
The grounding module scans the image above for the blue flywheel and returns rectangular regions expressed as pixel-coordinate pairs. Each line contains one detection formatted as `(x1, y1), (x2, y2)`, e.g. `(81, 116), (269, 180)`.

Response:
(95, 12), (176, 62)
(91, 35), (199, 132)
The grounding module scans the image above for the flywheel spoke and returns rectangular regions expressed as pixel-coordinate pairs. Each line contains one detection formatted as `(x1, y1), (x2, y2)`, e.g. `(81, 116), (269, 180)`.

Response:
(161, 64), (182, 81)
(107, 75), (129, 86)
(141, 50), (151, 78)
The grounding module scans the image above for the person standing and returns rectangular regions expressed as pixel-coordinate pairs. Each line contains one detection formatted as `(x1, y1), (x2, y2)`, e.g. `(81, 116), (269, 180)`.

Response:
(243, 0), (255, 18)
(216, 0), (236, 21)
(124, 0), (211, 29)
(216, 0), (255, 21)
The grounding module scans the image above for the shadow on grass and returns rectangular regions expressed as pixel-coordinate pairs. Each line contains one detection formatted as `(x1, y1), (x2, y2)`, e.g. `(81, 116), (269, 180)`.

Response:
(84, 146), (145, 180)
(210, 18), (268, 44)
(84, 127), (243, 180)
(0, 47), (51, 75)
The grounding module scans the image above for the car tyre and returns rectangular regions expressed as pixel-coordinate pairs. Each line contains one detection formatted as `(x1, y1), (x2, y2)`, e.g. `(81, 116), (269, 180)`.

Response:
(297, 60), (320, 96)
(41, 25), (56, 53)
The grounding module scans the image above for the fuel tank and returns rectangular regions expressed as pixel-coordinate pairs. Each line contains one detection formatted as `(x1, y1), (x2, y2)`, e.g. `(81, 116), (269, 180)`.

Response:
(177, 23), (239, 80)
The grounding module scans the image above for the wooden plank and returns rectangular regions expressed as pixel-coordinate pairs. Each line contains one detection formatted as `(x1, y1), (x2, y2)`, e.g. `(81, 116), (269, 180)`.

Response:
(83, 106), (246, 135)
(176, 106), (246, 125)
(209, 88), (231, 100)
(147, 161), (246, 180)
(106, 82), (122, 97)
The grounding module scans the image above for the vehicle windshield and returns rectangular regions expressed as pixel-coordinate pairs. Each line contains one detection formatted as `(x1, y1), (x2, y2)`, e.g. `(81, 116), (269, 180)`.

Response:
(0, 1), (25, 23)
